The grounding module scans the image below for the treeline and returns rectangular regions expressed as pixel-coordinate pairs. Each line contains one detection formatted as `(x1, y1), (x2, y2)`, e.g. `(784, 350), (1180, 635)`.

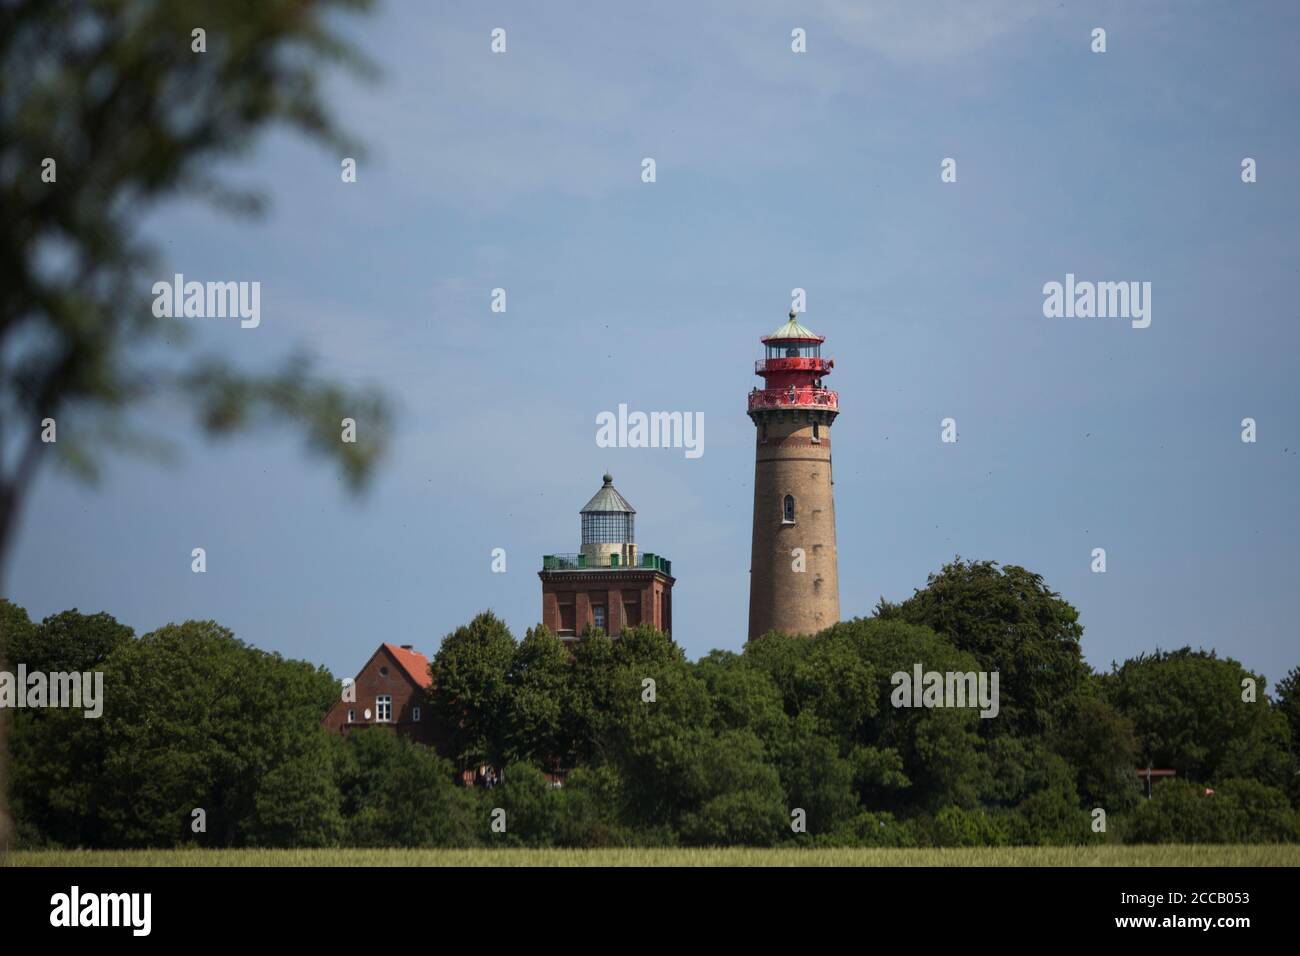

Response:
(3, 559), (1299, 848)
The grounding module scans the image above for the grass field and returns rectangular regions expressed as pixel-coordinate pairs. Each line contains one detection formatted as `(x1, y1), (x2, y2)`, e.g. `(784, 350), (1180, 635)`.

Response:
(6, 845), (1299, 866)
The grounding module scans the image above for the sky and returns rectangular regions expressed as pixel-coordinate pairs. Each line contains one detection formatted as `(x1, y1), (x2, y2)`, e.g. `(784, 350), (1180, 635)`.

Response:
(8, 1), (1300, 688)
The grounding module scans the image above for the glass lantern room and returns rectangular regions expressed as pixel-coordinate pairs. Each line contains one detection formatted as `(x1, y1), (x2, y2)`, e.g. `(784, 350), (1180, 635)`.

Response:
(765, 341), (822, 361)
(582, 510), (634, 544)
(579, 473), (636, 545)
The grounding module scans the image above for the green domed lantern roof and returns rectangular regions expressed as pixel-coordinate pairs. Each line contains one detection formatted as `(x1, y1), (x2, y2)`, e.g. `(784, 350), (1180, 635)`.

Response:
(763, 309), (824, 343)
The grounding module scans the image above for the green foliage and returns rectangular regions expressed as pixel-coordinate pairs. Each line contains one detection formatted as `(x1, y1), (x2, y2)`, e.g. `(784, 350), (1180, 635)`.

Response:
(811, 811), (920, 848)
(249, 730), (343, 848)
(693, 649), (788, 746)
(1124, 779), (1300, 844)
(339, 729), (476, 848)
(0, 599), (38, 663)
(5, 586), (1299, 849)
(8, 616), (340, 847)
(428, 611), (517, 771)
(933, 806), (1012, 847)
(0, 0), (390, 584)
(1010, 788), (1093, 846)
(1275, 667), (1300, 806)
(677, 731), (787, 846)
(547, 764), (632, 847)
(1005, 751), (1093, 846)
(1103, 648), (1292, 787)
(742, 630), (877, 739)
(0, 0), (388, 845)
(1050, 694), (1141, 812)
(772, 715), (861, 835)
(563, 629), (621, 765)
(9, 607), (133, 673)
(877, 558), (1088, 736)
(505, 625), (572, 768)
(831, 617), (989, 811)
(490, 763), (567, 847)
(1276, 667), (1300, 750)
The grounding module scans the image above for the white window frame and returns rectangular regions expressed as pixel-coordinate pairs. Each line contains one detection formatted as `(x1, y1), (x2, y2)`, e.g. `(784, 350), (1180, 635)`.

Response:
(347, 708), (355, 723)
(376, 695), (392, 722)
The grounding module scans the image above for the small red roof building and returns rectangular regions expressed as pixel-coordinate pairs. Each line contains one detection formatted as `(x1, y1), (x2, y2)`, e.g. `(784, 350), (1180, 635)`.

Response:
(322, 642), (438, 747)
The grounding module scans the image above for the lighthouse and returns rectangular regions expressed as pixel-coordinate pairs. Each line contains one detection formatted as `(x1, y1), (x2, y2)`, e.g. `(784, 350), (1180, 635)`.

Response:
(747, 310), (840, 639)
(539, 474), (674, 642)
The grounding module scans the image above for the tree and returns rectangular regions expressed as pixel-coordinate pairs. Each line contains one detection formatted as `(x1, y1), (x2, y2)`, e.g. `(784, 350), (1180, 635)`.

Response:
(563, 629), (621, 765)
(552, 764), (632, 847)
(598, 644), (717, 830)
(248, 729), (344, 848)
(826, 617), (989, 812)
(692, 649), (788, 749)
(11, 618), (339, 847)
(1275, 667), (1300, 757)
(428, 611), (517, 772)
(772, 714), (861, 836)
(504, 625), (571, 768)
(677, 731), (787, 847)
(491, 763), (567, 847)
(0, 0), (389, 585)
(3, 604), (135, 847)
(1103, 648), (1291, 787)
(1050, 693), (1142, 812)
(742, 629), (877, 741)
(0, 599), (37, 663)
(1006, 751), (1092, 846)
(1124, 778), (1300, 844)
(1275, 666), (1300, 806)
(563, 624), (687, 767)
(877, 558), (1088, 736)
(0, 0), (386, 845)
(338, 728), (476, 848)
(0, 600), (36, 848)
(16, 608), (134, 673)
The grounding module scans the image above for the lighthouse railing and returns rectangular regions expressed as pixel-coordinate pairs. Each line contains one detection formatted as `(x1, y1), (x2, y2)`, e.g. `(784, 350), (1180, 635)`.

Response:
(747, 386), (839, 412)
(755, 357), (831, 374)
(542, 552), (672, 574)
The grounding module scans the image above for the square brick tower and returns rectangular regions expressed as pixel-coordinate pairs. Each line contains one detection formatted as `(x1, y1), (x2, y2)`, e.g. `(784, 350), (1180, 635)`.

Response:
(539, 473), (673, 641)
(747, 310), (840, 639)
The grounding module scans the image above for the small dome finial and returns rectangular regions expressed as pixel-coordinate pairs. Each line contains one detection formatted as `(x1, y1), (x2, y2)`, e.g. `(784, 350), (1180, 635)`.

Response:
(789, 308), (797, 320)
(603, 472), (613, 485)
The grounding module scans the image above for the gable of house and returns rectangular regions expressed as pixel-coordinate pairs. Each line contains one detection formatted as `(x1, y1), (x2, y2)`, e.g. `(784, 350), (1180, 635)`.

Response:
(322, 643), (436, 745)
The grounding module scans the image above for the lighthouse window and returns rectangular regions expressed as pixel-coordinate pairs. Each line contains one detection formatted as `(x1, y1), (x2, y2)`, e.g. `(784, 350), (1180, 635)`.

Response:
(812, 422), (820, 442)
(782, 495), (796, 524)
(766, 343), (821, 360)
(593, 605), (606, 631)
(582, 512), (634, 544)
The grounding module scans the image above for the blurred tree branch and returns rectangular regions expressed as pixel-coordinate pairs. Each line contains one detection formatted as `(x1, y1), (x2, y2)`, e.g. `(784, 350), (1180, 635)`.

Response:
(0, 0), (387, 583)
(0, 0), (385, 847)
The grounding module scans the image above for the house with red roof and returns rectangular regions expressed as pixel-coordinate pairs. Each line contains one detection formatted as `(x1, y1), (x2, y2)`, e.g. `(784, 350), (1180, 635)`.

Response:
(322, 642), (439, 747)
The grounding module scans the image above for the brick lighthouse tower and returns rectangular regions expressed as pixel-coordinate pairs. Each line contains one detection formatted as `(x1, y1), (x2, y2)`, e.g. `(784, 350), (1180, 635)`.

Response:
(539, 474), (674, 642)
(747, 310), (840, 639)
